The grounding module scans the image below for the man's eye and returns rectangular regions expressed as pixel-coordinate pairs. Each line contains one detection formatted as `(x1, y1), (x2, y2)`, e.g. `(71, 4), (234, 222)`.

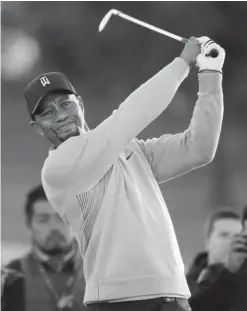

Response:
(35, 215), (50, 223)
(61, 101), (73, 108)
(41, 110), (53, 117)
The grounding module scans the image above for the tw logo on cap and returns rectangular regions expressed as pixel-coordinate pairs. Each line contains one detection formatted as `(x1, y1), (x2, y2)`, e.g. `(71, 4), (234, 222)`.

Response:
(39, 76), (50, 87)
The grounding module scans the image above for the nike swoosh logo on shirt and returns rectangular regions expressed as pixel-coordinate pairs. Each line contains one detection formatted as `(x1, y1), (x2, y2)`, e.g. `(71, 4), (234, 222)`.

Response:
(126, 152), (133, 160)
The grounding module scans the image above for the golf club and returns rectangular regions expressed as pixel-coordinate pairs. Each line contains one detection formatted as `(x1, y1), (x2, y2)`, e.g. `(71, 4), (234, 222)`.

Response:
(99, 9), (219, 58)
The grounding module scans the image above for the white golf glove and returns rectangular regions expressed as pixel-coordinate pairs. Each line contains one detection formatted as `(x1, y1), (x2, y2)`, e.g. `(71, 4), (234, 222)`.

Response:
(196, 36), (225, 73)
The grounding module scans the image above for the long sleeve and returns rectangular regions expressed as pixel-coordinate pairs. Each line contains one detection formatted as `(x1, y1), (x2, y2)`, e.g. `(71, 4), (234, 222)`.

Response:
(42, 58), (189, 192)
(136, 72), (224, 183)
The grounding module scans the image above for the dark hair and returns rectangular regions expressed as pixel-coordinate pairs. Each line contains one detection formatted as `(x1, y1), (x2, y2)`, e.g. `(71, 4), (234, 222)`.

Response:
(206, 209), (240, 237)
(25, 185), (47, 224)
(242, 204), (247, 225)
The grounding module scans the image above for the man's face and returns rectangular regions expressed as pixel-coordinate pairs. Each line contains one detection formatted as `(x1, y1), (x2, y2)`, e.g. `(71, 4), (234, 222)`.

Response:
(31, 93), (85, 146)
(206, 218), (242, 264)
(30, 200), (74, 255)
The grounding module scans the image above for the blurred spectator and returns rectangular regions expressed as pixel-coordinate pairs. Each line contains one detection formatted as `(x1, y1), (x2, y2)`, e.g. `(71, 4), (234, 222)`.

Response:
(188, 207), (247, 311)
(242, 204), (247, 230)
(1, 267), (24, 311)
(3, 185), (86, 311)
(186, 209), (241, 292)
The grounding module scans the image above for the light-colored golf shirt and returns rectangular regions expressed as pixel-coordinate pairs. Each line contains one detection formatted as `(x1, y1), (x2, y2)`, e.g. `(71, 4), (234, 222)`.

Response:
(42, 57), (223, 305)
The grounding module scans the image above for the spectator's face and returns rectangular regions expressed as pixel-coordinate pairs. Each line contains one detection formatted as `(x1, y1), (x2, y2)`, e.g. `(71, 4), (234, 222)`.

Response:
(206, 218), (242, 263)
(31, 93), (85, 146)
(30, 200), (74, 255)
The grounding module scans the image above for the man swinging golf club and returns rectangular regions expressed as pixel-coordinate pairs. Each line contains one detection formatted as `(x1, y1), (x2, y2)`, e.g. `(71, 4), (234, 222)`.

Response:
(24, 36), (225, 311)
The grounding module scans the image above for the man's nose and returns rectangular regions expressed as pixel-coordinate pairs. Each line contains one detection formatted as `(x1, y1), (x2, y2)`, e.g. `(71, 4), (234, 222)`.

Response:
(55, 108), (68, 122)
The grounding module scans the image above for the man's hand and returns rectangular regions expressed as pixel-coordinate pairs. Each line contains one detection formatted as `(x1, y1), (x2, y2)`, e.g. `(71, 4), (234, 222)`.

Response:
(225, 233), (247, 273)
(180, 36), (201, 67)
(196, 36), (226, 73)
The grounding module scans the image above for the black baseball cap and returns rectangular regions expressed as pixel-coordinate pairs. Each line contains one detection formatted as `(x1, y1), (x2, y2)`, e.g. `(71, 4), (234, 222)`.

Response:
(24, 72), (77, 118)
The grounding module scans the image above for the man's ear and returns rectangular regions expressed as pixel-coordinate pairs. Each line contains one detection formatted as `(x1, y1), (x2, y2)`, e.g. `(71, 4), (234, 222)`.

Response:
(78, 96), (84, 113)
(30, 120), (44, 136)
(78, 96), (90, 131)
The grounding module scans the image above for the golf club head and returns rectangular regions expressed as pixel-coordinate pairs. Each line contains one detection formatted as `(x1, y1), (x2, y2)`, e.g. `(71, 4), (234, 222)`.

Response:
(98, 9), (119, 32)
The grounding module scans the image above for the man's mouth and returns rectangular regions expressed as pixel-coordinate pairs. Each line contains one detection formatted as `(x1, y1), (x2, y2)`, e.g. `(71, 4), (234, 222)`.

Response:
(46, 232), (66, 243)
(56, 122), (77, 131)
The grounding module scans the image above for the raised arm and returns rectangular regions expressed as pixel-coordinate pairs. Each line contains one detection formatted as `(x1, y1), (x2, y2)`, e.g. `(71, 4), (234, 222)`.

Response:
(136, 37), (225, 183)
(42, 39), (201, 191)
(137, 71), (223, 183)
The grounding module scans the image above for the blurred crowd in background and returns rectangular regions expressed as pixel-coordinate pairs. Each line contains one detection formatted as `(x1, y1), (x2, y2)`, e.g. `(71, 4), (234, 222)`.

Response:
(1, 1), (247, 311)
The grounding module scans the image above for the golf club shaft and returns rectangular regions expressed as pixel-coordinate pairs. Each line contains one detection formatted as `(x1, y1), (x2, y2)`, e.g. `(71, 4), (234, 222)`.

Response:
(114, 11), (187, 43)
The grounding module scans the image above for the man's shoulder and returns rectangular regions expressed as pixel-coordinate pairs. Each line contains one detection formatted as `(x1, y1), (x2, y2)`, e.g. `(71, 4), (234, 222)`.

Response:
(120, 139), (146, 161)
(5, 252), (32, 272)
(41, 135), (88, 183)
(1, 267), (25, 311)
(187, 251), (208, 280)
(6, 258), (22, 272)
(126, 138), (146, 153)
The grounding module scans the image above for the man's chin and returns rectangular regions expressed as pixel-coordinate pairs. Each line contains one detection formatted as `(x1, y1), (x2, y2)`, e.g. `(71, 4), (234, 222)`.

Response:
(58, 130), (80, 142)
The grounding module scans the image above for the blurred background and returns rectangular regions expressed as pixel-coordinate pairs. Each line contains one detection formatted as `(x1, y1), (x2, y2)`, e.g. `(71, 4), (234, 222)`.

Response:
(1, 1), (247, 267)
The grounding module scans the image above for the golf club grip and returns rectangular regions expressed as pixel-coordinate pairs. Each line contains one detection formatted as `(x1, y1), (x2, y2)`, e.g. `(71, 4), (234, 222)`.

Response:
(182, 38), (219, 58)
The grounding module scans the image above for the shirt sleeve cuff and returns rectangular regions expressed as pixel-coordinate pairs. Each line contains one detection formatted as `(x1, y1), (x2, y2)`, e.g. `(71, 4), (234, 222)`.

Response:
(198, 72), (223, 93)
